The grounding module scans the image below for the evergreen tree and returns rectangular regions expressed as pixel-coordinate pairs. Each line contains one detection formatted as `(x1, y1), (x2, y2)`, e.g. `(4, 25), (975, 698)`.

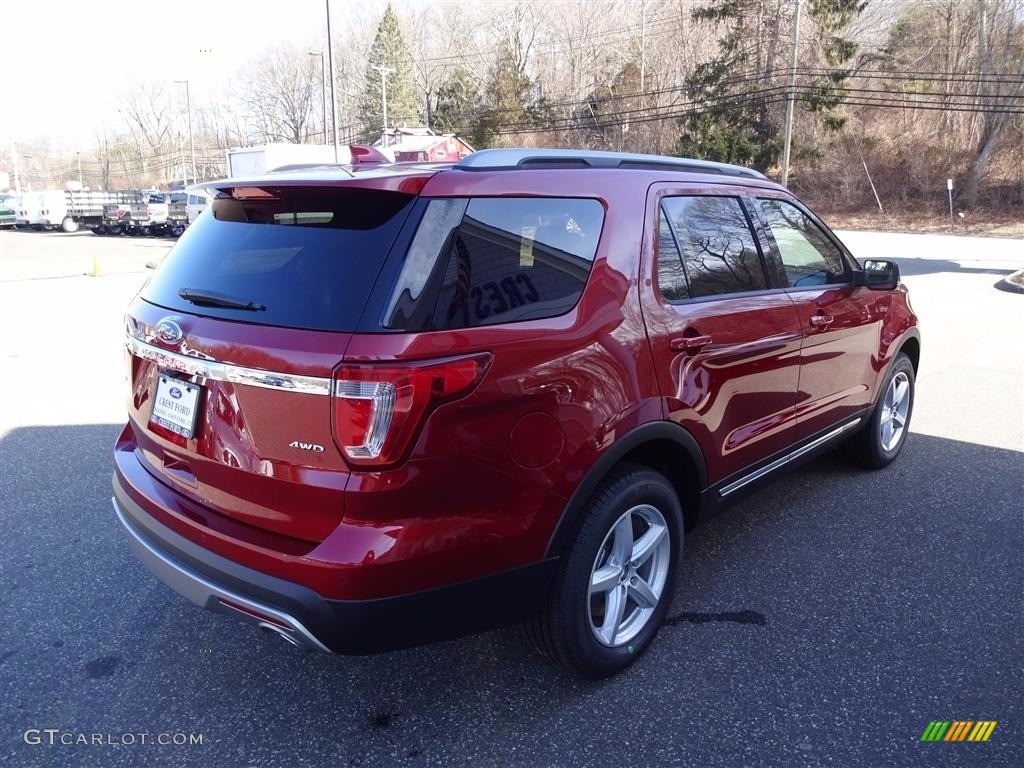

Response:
(473, 40), (534, 147)
(803, 0), (868, 131)
(676, 1), (785, 170)
(580, 60), (644, 147)
(432, 67), (480, 135)
(677, 0), (864, 171)
(358, 4), (423, 142)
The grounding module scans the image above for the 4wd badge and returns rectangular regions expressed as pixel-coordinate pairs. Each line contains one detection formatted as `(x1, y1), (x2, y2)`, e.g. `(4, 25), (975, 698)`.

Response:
(289, 441), (325, 452)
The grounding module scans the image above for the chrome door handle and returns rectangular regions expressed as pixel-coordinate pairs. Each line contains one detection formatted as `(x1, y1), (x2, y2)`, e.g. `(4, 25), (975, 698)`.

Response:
(809, 314), (834, 328)
(670, 334), (713, 352)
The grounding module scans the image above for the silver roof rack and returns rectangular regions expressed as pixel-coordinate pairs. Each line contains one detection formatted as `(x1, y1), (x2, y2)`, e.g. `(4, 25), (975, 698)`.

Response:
(454, 148), (767, 180)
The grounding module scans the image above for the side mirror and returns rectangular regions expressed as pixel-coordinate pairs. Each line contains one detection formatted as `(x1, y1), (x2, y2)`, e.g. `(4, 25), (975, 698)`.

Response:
(857, 259), (901, 290)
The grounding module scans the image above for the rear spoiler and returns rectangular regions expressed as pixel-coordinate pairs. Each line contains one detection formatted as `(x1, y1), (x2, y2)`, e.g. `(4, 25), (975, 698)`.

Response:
(266, 145), (393, 174)
(187, 145), (436, 198)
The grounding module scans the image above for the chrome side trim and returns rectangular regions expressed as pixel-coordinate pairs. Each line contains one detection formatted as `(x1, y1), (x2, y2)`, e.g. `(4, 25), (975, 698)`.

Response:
(125, 336), (332, 396)
(718, 418), (862, 497)
(113, 498), (331, 653)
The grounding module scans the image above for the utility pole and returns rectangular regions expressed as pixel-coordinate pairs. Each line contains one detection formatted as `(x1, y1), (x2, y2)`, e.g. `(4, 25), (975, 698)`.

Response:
(309, 52), (328, 144)
(77, 151), (83, 186)
(11, 143), (21, 195)
(10, 143), (20, 195)
(175, 80), (197, 183)
(640, 1), (646, 94)
(325, 0), (340, 161)
(177, 131), (186, 185)
(780, 0), (802, 187)
(373, 66), (394, 146)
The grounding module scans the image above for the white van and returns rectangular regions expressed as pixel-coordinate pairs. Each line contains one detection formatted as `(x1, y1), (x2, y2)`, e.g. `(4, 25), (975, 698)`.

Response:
(16, 194), (40, 228)
(34, 190), (78, 231)
(186, 190), (211, 224)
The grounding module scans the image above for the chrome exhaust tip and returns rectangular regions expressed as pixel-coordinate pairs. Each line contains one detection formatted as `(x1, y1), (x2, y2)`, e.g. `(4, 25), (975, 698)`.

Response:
(257, 621), (304, 649)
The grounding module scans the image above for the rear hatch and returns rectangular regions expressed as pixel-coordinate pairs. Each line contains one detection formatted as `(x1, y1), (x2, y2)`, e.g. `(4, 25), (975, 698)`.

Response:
(124, 177), (428, 547)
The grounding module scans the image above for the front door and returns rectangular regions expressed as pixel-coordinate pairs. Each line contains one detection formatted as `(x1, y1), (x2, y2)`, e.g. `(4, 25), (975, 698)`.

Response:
(750, 196), (885, 440)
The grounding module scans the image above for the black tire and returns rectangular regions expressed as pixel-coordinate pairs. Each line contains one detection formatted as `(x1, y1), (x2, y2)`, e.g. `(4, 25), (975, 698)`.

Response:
(92, 226), (106, 236)
(525, 463), (683, 679)
(106, 224), (123, 236)
(843, 352), (915, 469)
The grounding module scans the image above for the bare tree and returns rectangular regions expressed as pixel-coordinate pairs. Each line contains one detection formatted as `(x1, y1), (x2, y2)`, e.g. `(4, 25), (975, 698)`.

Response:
(403, 1), (477, 129)
(962, 0), (1024, 206)
(120, 81), (175, 150)
(241, 45), (318, 144)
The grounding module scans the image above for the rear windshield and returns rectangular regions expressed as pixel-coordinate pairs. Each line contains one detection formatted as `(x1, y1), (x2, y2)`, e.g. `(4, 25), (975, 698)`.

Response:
(141, 187), (416, 332)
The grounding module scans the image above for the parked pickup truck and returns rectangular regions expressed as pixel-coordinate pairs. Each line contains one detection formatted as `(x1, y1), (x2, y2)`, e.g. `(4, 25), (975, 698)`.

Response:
(100, 191), (184, 236)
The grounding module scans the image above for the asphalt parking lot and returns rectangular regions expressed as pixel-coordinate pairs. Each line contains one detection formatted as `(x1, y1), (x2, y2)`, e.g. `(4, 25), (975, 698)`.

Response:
(1, 228), (1021, 767)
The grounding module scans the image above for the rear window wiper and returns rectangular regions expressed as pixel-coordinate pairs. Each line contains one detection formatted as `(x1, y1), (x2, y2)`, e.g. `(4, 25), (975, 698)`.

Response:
(178, 288), (266, 311)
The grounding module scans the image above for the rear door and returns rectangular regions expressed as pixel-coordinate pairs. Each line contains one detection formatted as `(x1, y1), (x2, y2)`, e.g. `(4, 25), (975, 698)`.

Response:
(125, 183), (421, 544)
(641, 186), (804, 483)
(749, 195), (884, 440)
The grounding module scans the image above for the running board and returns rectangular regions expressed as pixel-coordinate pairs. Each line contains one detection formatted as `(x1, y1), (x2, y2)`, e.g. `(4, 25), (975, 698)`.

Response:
(718, 418), (863, 498)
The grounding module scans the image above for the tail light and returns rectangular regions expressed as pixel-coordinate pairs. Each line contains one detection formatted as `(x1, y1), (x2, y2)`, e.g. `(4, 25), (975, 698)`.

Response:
(332, 353), (491, 467)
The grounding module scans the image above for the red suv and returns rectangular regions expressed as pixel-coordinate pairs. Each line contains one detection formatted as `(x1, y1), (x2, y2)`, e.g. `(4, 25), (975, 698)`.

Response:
(113, 148), (919, 678)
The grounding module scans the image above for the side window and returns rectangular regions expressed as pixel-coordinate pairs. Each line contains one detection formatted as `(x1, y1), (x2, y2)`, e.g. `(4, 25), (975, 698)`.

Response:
(757, 198), (848, 287)
(385, 197), (604, 331)
(660, 196), (766, 298)
(656, 205), (689, 301)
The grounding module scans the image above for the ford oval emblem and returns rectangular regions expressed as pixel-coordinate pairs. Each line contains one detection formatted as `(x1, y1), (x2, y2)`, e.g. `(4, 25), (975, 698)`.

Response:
(169, 387), (183, 399)
(156, 318), (183, 345)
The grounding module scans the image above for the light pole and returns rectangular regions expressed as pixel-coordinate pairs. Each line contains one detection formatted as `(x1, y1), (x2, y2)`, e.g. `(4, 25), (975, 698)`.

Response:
(372, 65), (394, 145)
(325, 0), (340, 161)
(308, 52), (328, 144)
(175, 80), (197, 184)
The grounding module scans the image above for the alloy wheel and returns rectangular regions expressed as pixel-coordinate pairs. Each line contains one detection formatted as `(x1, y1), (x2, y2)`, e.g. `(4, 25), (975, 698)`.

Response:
(588, 504), (671, 647)
(880, 371), (911, 451)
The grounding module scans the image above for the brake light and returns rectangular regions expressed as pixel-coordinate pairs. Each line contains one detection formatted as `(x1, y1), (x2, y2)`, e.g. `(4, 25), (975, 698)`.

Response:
(332, 353), (491, 467)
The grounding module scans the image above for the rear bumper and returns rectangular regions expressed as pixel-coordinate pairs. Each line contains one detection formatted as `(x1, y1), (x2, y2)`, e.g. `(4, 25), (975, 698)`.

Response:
(112, 476), (557, 654)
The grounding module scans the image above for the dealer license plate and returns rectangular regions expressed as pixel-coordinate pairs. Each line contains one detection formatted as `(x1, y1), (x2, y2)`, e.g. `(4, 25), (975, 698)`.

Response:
(150, 374), (202, 438)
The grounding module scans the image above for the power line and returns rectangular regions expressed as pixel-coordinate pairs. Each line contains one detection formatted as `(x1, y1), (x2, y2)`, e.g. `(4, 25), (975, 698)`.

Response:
(432, 66), (1023, 123)
(485, 86), (1024, 136)
(458, 76), (1023, 134)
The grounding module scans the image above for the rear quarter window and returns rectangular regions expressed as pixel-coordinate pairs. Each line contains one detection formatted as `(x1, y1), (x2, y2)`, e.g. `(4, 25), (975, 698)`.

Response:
(384, 197), (604, 331)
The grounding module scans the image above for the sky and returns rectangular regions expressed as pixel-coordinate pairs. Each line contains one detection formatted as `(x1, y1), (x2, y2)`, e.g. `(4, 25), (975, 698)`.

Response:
(1, 0), (391, 149)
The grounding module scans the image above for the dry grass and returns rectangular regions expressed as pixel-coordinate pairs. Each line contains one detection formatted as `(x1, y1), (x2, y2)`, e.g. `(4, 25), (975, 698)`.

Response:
(824, 209), (1024, 238)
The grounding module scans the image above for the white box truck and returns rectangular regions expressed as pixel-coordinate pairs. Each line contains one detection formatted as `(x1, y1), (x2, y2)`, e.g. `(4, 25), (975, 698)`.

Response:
(224, 144), (352, 178)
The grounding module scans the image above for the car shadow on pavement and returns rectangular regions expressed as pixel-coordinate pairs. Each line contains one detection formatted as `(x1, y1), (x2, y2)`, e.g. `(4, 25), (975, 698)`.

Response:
(891, 257), (1016, 278)
(2, 423), (1021, 767)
